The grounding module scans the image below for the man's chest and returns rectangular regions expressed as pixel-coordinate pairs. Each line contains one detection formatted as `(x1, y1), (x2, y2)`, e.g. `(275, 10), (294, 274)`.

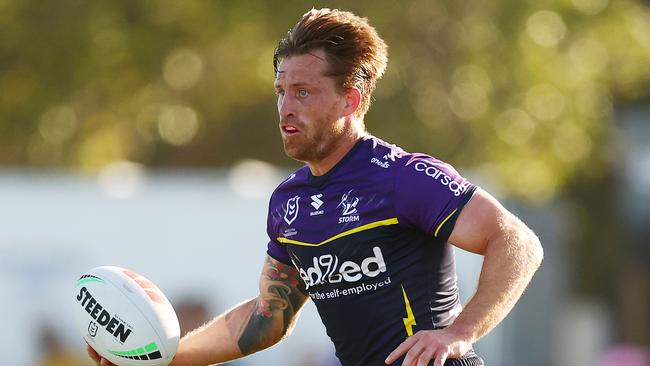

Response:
(273, 180), (396, 245)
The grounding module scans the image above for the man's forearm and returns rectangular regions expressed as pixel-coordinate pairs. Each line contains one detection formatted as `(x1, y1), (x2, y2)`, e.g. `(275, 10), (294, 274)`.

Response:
(169, 257), (308, 366)
(448, 217), (543, 342)
(169, 298), (254, 366)
(170, 296), (298, 366)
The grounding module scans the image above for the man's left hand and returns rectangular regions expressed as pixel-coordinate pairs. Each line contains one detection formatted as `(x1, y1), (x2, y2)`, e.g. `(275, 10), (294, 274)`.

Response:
(384, 328), (472, 366)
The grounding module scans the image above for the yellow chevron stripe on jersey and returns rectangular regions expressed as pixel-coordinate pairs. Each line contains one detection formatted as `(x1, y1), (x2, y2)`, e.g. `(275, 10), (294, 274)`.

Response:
(434, 208), (458, 238)
(277, 217), (399, 247)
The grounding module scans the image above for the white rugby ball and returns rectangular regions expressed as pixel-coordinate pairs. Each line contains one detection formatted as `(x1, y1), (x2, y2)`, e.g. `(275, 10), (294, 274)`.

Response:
(74, 266), (180, 366)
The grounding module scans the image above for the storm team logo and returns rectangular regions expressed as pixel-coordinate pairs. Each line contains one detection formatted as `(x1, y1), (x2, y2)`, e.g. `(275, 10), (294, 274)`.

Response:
(337, 190), (359, 215)
(337, 190), (360, 223)
(284, 196), (300, 225)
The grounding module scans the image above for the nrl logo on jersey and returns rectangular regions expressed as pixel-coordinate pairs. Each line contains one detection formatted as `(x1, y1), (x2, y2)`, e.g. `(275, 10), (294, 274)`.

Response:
(284, 196), (300, 225)
(337, 190), (360, 224)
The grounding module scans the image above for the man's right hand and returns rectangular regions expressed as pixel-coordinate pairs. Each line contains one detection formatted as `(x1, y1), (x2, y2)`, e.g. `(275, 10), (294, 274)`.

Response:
(86, 344), (117, 366)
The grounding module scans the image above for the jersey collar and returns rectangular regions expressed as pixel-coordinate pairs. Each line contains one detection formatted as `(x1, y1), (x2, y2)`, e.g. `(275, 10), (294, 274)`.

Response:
(308, 136), (368, 189)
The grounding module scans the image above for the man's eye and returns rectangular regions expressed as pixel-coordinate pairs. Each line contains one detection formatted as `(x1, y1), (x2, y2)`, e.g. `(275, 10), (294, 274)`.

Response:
(297, 89), (309, 98)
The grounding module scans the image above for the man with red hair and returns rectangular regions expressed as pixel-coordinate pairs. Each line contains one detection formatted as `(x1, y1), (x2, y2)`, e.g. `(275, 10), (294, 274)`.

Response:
(89, 8), (543, 366)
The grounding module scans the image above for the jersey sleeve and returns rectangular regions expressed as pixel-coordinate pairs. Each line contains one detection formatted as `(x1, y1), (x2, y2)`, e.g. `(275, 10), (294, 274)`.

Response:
(267, 239), (293, 265)
(394, 153), (476, 243)
(266, 196), (294, 266)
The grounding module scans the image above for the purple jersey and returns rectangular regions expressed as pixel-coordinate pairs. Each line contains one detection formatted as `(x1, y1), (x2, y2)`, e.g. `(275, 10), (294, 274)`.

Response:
(267, 136), (483, 366)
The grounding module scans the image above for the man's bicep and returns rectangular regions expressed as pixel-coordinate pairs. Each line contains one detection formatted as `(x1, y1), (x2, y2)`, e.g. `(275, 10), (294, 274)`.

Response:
(259, 255), (308, 301)
(255, 255), (308, 338)
(448, 188), (512, 255)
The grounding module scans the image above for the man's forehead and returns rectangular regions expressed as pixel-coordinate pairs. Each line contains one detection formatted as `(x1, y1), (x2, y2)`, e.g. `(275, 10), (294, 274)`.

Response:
(275, 52), (328, 81)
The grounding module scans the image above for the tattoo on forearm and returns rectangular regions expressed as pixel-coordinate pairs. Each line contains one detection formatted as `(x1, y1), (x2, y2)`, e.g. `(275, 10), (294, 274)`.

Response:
(231, 257), (306, 355)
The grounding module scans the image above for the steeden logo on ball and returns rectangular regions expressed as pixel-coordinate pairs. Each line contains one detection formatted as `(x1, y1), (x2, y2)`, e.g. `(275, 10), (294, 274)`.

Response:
(74, 266), (180, 366)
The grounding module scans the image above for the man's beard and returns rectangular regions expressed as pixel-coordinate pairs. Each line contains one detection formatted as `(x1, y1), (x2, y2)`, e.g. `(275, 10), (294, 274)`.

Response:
(281, 117), (344, 163)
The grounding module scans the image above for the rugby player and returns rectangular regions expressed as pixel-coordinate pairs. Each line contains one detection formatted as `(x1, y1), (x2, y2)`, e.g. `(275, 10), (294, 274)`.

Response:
(88, 8), (543, 366)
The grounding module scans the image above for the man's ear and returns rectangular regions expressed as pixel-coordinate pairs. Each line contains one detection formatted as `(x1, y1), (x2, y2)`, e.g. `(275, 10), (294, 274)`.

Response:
(341, 87), (362, 117)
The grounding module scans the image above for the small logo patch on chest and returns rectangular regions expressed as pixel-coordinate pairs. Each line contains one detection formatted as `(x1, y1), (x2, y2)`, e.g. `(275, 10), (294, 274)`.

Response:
(284, 196), (300, 225)
(337, 190), (360, 223)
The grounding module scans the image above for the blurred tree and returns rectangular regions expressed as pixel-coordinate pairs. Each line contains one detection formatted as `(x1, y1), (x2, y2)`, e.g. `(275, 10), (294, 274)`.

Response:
(1, 0), (648, 203)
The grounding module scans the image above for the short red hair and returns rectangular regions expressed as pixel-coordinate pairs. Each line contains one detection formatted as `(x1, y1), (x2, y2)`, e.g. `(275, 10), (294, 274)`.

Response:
(274, 8), (388, 118)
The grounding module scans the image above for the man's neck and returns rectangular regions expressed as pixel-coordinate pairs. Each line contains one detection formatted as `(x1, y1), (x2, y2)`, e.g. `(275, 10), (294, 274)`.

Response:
(307, 129), (366, 177)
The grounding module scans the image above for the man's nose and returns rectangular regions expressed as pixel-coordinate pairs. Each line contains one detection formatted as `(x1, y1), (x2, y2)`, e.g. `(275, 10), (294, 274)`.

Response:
(278, 94), (295, 119)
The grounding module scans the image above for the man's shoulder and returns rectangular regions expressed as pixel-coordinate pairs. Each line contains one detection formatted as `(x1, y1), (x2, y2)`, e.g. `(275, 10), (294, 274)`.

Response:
(364, 135), (445, 172)
(269, 165), (310, 198)
(366, 136), (471, 197)
(365, 135), (458, 170)
(363, 135), (413, 169)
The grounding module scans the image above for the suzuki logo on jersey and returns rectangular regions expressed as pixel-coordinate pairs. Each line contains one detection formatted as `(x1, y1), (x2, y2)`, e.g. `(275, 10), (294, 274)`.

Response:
(298, 246), (386, 289)
(284, 196), (300, 225)
(310, 194), (324, 216)
(311, 194), (323, 209)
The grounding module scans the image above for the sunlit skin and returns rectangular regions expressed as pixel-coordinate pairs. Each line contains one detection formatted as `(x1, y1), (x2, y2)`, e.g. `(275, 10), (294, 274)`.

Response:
(274, 49), (363, 176)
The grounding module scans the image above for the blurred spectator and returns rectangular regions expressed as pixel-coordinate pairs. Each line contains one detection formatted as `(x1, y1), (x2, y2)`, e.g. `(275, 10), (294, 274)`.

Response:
(598, 344), (650, 366)
(175, 298), (211, 337)
(294, 350), (341, 366)
(38, 324), (88, 366)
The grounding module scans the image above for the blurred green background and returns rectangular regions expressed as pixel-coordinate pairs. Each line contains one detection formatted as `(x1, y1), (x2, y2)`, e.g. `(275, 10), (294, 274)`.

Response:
(3, 0), (649, 198)
(1, 0), (649, 365)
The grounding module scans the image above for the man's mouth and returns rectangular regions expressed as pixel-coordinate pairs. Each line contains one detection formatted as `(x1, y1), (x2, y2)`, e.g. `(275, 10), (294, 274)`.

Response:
(282, 125), (300, 135)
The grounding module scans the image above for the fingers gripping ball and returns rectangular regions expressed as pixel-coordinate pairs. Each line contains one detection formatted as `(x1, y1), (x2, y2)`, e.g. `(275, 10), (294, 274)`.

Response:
(74, 266), (180, 366)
